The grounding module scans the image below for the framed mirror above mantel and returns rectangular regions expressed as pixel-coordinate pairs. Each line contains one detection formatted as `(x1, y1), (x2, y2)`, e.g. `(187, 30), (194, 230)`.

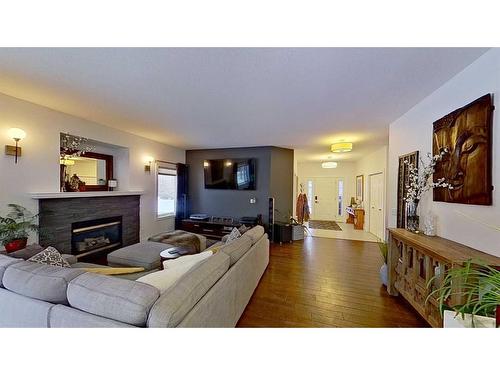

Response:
(60, 150), (114, 192)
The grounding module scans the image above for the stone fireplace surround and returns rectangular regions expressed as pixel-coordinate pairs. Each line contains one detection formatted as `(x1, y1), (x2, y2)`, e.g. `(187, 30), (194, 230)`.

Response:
(35, 192), (141, 256)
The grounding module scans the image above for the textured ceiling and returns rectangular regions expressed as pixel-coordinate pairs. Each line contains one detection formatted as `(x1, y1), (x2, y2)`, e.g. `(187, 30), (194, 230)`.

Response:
(0, 48), (489, 161)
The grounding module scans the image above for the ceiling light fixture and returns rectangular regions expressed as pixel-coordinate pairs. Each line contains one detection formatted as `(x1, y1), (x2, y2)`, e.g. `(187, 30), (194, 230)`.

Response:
(331, 142), (353, 153)
(321, 161), (338, 169)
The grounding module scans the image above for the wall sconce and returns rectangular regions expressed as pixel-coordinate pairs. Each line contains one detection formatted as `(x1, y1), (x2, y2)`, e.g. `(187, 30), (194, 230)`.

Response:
(144, 156), (155, 173)
(5, 128), (26, 164)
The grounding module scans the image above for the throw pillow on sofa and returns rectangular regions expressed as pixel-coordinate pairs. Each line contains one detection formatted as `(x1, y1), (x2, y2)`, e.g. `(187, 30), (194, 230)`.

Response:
(27, 246), (71, 268)
(238, 225), (250, 234)
(225, 227), (241, 244)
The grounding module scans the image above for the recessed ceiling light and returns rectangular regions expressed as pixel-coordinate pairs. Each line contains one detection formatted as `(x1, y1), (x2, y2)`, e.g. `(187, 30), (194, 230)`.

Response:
(331, 142), (353, 153)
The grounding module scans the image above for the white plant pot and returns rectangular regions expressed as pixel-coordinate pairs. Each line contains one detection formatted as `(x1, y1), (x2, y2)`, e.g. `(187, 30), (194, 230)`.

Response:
(443, 310), (496, 328)
(380, 263), (388, 286)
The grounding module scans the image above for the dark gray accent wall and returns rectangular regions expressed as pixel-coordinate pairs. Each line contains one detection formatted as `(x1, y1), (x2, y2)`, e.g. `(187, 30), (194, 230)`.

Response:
(270, 147), (294, 222)
(38, 195), (140, 254)
(186, 146), (293, 226)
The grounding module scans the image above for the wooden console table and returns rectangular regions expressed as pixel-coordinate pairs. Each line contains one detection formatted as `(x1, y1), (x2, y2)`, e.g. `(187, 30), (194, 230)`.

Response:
(346, 207), (364, 230)
(387, 228), (500, 327)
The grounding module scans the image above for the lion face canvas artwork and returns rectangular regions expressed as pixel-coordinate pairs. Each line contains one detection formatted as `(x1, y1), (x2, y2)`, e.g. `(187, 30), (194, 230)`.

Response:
(433, 94), (493, 205)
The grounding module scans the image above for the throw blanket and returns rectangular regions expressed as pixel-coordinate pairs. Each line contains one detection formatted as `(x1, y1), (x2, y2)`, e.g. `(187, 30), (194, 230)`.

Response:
(148, 230), (201, 252)
(83, 267), (145, 275)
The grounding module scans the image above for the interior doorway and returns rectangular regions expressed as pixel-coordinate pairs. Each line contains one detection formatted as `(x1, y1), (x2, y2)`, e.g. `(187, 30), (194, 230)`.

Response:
(368, 172), (385, 240)
(303, 177), (344, 221)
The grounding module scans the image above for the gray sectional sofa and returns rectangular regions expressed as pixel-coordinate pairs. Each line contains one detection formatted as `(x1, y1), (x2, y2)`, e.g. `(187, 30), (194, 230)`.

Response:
(0, 226), (269, 328)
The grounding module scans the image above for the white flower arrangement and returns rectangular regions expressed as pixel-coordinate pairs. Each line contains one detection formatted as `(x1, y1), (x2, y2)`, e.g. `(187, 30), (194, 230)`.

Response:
(404, 149), (453, 204)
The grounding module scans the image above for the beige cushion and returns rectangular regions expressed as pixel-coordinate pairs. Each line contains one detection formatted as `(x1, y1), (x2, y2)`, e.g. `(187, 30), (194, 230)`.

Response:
(220, 235), (252, 266)
(137, 257), (208, 294)
(242, 225), (265, 244)
(147, 251), (230, 328)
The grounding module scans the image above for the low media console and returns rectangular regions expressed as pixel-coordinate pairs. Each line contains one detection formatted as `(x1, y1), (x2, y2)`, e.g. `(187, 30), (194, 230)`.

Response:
(179, 219), (243, 240)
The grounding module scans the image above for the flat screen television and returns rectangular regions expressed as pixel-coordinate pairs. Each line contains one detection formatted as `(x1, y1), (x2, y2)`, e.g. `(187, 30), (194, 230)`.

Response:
(204, 158), (256, 190)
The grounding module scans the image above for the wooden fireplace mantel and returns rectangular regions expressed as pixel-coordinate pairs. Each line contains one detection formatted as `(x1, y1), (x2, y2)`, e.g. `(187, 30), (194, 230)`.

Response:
(387, 228), (500, 327)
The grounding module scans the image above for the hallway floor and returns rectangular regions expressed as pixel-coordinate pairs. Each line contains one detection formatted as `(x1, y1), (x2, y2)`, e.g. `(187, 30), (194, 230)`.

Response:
(237, 236), (428, 327)
(306, 221), (379, 242)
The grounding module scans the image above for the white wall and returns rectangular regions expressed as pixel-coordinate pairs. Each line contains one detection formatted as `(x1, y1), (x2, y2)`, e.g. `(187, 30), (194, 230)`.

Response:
(388, 49), (500, 256)
(0, 93), (185, 244)
(297, 161), (356, 221)
(355, 145), (388, 235)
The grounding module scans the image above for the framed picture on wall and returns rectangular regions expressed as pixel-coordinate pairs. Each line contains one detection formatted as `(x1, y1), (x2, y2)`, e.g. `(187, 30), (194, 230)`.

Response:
(433, 93), (494, 205)
(356, 175), (364, 202)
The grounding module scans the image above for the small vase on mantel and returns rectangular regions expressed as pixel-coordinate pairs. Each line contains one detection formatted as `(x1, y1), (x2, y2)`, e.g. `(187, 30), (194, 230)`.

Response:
(406, 200), (420, 233)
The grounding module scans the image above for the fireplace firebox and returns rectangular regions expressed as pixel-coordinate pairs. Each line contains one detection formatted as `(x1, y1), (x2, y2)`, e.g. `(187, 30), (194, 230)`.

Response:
(71, 216), (122, 258)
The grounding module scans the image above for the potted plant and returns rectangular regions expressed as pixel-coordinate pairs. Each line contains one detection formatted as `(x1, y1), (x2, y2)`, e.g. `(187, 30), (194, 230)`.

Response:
(378, 241), (388, 286)
(0, 204), (40, 253)
(428, 259), (500, 328)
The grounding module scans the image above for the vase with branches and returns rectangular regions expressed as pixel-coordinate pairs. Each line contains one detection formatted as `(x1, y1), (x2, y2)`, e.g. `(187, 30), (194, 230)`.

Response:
(404, 149), (453, 232)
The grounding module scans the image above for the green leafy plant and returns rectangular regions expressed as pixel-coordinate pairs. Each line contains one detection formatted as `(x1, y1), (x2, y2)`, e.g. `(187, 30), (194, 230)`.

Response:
(0, 204), (40, 246)
(427, 259), (500, 322)
(378, 241), (388, 264)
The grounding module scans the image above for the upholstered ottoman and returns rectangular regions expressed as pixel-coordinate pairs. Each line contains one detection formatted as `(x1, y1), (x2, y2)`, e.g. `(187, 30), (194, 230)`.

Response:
(107, 242), (173, 271)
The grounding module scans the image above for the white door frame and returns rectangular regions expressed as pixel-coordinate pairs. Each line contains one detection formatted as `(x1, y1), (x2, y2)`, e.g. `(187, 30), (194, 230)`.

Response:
(301, 177), (345, 221)
(368, 172), (386, 240)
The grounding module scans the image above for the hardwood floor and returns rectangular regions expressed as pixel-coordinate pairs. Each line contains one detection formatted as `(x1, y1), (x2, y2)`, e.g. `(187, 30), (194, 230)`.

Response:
(237, 236), (428, 328)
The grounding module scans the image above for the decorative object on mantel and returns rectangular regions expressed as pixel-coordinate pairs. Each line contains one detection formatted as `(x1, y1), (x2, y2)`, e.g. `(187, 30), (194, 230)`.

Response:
(0, 204), (40, 253)
(60, 132), (95, 158)
(397, 151), (419, 228)
(5, 128), (26, 164)
(68, 173), (86, 192)
(433, 94), (494, 206)
(108, 179), (118, 191)
(427, 259), (500, 328)
(404, 151), (452, 233)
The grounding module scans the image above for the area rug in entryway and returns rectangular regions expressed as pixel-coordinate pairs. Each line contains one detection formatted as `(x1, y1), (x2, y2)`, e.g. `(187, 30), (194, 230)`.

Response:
(308, 220), (342, 231)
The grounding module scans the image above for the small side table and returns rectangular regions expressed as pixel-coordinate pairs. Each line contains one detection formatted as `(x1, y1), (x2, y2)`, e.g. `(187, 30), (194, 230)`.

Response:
(159, 247), (197, 270)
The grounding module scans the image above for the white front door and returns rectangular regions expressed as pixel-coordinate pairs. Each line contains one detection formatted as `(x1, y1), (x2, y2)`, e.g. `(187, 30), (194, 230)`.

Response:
(304, 177), (344, 221)
(369, 172), (385, 239)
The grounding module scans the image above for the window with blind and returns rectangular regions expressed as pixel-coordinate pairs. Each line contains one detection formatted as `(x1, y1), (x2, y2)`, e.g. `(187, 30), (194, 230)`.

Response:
(157, 163), (177, 218)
